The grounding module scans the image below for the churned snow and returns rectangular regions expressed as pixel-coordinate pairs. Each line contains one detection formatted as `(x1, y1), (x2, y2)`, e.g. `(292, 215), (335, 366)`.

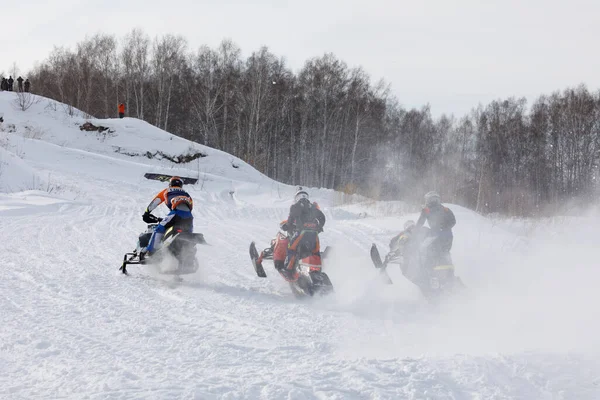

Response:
(1, 91), (599, 399)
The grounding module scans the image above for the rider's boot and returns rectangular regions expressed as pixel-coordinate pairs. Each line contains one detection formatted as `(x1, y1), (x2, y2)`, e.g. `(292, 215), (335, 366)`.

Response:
(280, 256), (299, 282)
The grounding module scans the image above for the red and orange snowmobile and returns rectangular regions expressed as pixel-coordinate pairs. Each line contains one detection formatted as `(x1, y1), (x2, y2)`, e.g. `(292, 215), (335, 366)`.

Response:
(249, 221), (333, 297)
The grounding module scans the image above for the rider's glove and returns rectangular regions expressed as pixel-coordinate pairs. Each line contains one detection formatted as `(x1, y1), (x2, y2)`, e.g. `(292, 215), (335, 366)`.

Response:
(316, 219), (324, 233)
(143, 211), (155, 223)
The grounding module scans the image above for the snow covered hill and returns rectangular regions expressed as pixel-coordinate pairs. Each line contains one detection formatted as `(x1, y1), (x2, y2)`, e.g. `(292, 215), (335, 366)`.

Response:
(1, 91), (599, 399)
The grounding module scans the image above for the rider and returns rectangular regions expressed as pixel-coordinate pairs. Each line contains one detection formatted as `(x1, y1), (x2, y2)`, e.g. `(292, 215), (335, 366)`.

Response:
(415, 191), (456, 268)
(281, 187), (326, 281)
(140, 176), (194, 258)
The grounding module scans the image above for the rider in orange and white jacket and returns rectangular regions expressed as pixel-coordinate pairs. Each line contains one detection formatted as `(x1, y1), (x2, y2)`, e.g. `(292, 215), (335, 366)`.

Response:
(141, 176), (194, 256)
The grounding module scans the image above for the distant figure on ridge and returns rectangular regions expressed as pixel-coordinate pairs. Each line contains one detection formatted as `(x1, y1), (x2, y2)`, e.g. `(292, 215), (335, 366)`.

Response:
(7, 76), (14, 91)
(16, 76), (24, 92)
(0, 77), (6, 91)
(118, 103), (125, 118)
(24, 79), (31, 93)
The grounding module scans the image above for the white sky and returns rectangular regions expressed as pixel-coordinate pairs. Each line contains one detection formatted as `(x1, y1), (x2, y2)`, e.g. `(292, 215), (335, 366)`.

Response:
(2, 0), (599, 117)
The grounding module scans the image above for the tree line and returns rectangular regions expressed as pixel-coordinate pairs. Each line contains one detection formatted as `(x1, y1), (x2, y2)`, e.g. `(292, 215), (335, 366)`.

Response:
(28, 29), (600, 216)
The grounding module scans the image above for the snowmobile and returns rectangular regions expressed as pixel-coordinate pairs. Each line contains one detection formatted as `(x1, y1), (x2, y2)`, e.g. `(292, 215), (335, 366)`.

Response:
(119, 214), (207, 276)
(249, 231), (333, 298)
(370, 226), (464, 300)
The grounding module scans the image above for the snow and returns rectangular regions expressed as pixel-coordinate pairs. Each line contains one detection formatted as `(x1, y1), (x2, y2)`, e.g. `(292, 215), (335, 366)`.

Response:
(1, 91), (599, 399)
(0, 147), (45, 193)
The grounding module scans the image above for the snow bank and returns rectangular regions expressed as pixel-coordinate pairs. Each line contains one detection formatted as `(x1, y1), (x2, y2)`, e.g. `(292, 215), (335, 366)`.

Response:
(0, 146), (44, 193)
(0, 91), (274, 188)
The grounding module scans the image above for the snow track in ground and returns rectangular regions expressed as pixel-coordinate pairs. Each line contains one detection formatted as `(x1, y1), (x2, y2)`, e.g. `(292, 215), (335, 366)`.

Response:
(1, 93), (600, 399)
(3, 184), (600, 399)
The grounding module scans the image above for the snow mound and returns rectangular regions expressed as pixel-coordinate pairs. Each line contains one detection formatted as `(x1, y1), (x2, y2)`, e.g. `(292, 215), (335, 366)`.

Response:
(0, 91), (272, 187)
(0, 146), (44, 193)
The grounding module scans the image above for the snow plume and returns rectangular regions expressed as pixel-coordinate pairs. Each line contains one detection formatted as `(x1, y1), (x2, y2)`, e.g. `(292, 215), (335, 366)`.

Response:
(420, 212), (600, 357)
(366, 138), (469, 209)
(313, 207), (600, 363)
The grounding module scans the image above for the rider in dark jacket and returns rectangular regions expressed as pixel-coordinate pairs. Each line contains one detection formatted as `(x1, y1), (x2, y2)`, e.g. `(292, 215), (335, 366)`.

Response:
(281, 187), (326, 281)
(416, 191), (456, 268)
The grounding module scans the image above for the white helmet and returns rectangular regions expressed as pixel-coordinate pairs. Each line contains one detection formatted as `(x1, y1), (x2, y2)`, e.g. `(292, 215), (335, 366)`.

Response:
(424, 191), (441, 207)
(295, 186), (309, 202)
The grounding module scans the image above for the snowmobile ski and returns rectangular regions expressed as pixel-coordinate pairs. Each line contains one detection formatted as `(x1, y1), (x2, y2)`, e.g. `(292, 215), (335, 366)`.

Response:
(249, 242), (267, 278)
(321, 245), (331, 261)
(370, 243), (393, 284)
(370, 244), (385, 268)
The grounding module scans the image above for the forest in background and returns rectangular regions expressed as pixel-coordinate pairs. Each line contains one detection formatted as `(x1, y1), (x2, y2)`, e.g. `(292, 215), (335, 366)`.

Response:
(14, 29), (600, 216)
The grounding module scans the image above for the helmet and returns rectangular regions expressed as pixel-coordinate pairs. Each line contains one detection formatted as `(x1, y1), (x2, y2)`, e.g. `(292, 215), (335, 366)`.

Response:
(424, 191), (441, 207)
(169, 176), (183, 188)
(294, 186), (309, 203)
(403, 220), (416, 231)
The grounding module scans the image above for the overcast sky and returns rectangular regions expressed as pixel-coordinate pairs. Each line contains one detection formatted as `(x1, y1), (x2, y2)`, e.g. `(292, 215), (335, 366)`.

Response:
(2, 0), (599, 117)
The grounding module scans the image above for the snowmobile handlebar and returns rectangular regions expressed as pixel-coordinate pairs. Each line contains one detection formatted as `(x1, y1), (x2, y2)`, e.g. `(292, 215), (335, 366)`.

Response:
(142, 213), (163, 224)
(283, 219), (324, 234)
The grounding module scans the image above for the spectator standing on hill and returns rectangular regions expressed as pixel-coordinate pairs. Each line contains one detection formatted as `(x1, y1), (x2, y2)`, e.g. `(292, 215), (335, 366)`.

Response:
(0, 77), (6, 91)
(24, 79), (30, 92)
(118, 103), (125, 118)
(17, 76), (23, 92)
(7, 76), (14, 91)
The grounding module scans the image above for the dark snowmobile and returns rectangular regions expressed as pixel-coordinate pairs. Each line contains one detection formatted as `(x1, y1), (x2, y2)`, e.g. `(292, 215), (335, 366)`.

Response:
(370, 227), (464, 300)
(119, 214), (207, 276)
(249, 232), (333, 298)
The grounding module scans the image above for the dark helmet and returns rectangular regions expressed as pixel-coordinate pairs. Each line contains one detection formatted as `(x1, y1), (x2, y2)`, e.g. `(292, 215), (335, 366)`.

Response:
(294, 186), (309, 203)
(169, 176), (184, 188)
(424, 191), (441, 207)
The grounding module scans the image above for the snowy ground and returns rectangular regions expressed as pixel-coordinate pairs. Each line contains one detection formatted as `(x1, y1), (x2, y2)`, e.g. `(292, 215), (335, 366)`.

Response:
(1, 92), (600, 399)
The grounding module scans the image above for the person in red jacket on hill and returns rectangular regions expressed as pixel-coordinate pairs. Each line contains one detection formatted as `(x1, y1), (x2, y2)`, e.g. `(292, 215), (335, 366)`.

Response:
(118, 103), (125, 118)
